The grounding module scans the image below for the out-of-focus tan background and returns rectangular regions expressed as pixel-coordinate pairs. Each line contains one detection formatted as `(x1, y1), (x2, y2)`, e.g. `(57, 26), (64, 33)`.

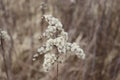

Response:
(0, 0), (120, 80)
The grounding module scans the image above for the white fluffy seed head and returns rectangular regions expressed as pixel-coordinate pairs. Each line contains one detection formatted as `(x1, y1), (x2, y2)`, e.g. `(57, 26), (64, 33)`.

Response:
(37, 47), (45, 55)
(43, 15), (63, 39)
(33, 15), (85, 72)
(0, 30), (10, 41)
(43, 53), (56, 72)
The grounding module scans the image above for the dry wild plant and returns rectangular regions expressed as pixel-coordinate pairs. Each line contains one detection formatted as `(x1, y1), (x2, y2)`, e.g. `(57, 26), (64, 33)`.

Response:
(33, 15), (85, 72)
(0, 30), (10, 41)
(0, 29), (12, 80)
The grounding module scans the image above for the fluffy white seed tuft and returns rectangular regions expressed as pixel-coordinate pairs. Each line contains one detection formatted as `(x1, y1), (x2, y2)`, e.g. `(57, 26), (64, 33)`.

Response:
(43, 53), (56, 72)
(0, 30), (10, 41)
(33, 15), (85, 72)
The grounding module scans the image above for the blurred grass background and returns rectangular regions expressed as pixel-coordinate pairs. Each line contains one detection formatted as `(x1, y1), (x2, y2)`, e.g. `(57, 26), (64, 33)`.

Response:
(0, 0), (120, 80)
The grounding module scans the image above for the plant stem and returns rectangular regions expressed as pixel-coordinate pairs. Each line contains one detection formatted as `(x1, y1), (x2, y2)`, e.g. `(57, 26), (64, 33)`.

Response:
(0, 38), (10, 80)
(57, 55), (59, 80)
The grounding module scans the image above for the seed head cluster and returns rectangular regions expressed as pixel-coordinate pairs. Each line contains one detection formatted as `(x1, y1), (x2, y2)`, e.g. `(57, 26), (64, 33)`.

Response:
(0, 30), (10, 41)
(43, 53), (57, 72)
(33, 15), (85, 72)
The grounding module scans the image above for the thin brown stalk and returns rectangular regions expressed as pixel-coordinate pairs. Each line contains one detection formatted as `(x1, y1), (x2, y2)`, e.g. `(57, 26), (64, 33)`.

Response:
(57, 56), (59, 80)
(0, 37), (10, 80)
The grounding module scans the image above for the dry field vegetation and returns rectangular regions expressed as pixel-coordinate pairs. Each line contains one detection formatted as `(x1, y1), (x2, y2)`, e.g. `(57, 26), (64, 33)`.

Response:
(0, 0), (120, 80)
